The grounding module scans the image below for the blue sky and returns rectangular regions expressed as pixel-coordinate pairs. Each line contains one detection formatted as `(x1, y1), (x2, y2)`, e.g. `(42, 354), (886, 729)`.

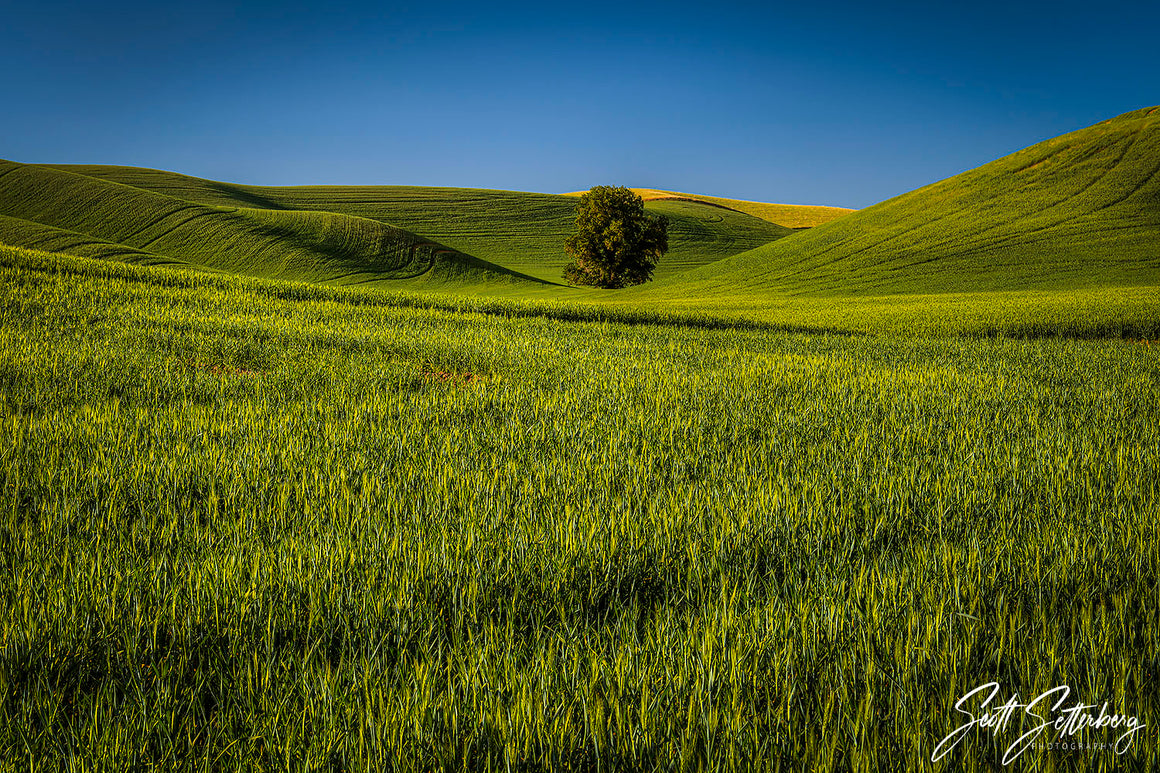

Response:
(2, 0), (1157, 207)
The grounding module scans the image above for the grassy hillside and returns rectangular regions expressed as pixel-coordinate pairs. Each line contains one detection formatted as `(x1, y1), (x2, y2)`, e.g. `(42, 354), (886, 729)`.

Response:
(50, 166), (795, 281)
(0, 213), (184, 267)
(0, 160), (542, 287)
(567, 188), (855, 228)
(49, 107), (1157, 295)
(659, 107), (1160, 297)
(2, 243), (1157, 770)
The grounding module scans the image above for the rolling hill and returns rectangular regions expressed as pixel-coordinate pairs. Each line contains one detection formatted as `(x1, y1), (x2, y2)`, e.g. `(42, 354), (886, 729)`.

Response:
(47, 166), (797, 281)
(6, 106), (1158, 306)
(653, 107), (1160, 298)
(0, 160), (543, 287)
(567, 188), (854, 228)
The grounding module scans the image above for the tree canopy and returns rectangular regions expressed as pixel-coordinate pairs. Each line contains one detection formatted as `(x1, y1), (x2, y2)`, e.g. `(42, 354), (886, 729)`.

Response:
(563, 186), (669, 288)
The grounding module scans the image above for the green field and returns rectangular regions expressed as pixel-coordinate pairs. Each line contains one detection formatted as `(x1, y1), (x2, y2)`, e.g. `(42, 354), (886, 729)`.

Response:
(36, 166), (801, 283)
(1, 107), (1159, 771)
(570, 188), (854, 229)
(659, 107), (1160, 298)
(0, 160), (548, 289)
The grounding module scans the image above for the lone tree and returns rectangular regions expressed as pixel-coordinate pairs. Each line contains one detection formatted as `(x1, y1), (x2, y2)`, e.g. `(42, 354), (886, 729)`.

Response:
(563, 186), (669, 288)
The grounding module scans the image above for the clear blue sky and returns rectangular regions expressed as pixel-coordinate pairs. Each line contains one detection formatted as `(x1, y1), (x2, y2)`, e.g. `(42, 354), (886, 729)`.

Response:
(2, 0), (1157, 208)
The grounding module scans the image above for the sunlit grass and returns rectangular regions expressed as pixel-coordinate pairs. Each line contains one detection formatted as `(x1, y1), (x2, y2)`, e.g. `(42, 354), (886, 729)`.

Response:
(0, 160), (540, 288)
(669, 107), (1160, 296)
(1, 246), (1156, 770)
(569, 188), (854, 229)
(40, 166), (796, 283)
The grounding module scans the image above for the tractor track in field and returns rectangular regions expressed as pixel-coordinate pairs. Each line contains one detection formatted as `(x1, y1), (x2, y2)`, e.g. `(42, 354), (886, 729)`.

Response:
(1087, 150), (1160, 216)
(136, 211), (218, 250)
(642, 196), (751, 217)
(34, 237), (112, 254)
(325, 242), (440, 283)
(390, 244), (442, 280)
(1012, 142), (1071, 174)
(115, 204), (202, 246)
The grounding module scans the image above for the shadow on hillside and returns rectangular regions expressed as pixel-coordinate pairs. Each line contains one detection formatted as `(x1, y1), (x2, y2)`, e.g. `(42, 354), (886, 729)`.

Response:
(207, 182), (287, 211)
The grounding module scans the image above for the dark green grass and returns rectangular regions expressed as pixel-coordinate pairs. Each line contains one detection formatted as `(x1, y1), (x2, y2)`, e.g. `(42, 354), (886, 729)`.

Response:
(658, 107), (1160, 298)
(0, 160), (544, 288)
(0, 213), (184, 267)
(6, 245), (1156, 339)
(49, 166), (795, 282)
(1, 245), (1157, 771)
